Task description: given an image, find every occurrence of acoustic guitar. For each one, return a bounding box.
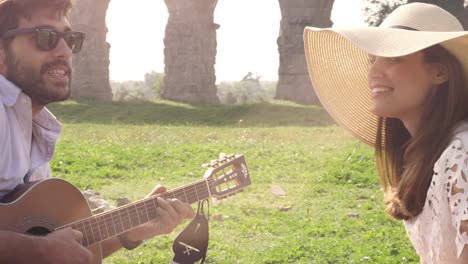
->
[0,154,250,263]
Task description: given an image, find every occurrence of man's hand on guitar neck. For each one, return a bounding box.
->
[126,185,196,242]
[100,184,195,258]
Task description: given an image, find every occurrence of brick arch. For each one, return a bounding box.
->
[69,0,336,104]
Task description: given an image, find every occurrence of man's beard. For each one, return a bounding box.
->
[5,49,72,106]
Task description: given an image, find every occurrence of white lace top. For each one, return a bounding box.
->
[404,124,468,264]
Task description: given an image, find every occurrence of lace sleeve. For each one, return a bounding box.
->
[445,141,468,257]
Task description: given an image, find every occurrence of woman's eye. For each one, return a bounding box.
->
[368,56,401,65]
[385,57,400,63]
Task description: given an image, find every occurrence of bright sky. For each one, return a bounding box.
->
[105,0,367,83]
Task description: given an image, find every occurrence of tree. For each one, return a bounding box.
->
[111,80,153,101]
[364,0,405,26]
[144,71,165,99]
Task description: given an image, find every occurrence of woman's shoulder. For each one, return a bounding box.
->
[450,120,468,150]
[435,122,468,169]
[441,120,468,153]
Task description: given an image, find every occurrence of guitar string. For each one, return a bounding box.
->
[68,181,212,246]
[59,179,210,230]
[81,186,212,246]
[78,187,211,246]
[61,162,245,246]
[77,184,210,243]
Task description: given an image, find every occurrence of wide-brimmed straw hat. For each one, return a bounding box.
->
[303,3,468,146]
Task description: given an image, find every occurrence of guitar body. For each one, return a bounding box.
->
[0,178,102,263]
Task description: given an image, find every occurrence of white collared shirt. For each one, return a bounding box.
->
[0,75,61,199]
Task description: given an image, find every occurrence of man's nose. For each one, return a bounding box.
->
[52,37,73,59]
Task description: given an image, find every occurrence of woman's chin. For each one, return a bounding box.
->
[371,107,394,119]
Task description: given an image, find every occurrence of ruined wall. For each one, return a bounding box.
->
[162,0,220,103]
[68,0,339,103]
[276,0,335,104]
[69,0,112,100]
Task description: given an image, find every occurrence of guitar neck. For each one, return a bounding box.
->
[57,179,211,247]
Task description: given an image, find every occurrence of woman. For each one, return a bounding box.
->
[303,3,468,263]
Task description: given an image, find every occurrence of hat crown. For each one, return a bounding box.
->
[380,3,463,32]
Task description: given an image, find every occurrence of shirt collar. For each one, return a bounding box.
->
[34,107,62,133]
[0,74,21,107]
[0,74,62,133]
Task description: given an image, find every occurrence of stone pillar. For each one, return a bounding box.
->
[276,0,334,104]
[69,0,112,100]
[162,0,219,103]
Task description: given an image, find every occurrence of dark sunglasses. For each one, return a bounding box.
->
[2,26,86,54]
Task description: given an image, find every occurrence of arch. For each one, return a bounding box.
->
[69,0,336,104]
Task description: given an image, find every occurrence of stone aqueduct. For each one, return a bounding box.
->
[69,0,335,104]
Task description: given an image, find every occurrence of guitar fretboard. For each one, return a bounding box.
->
[57,179,211,247]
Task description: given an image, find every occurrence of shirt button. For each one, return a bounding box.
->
[21,97,28,104]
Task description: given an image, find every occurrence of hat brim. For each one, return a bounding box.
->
[304,27,468,146]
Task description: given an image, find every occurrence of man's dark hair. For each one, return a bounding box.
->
[0,0,72,47]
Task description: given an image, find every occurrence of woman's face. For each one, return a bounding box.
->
[367,51,446,126]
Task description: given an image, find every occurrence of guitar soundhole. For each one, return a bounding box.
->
[26,226,51,236]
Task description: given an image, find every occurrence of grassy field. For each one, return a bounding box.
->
[48,100,418,264]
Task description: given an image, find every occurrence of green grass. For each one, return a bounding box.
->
[48,100,418,263]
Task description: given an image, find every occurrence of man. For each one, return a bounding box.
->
[0,0,195,262]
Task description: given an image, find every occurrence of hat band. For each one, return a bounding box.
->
[389,25,419,31]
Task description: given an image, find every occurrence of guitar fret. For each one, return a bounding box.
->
[194,185,200,202]
[104,214,111,238]
[96,216,103,242]
[120,206,133,230]
[140,203,148,223]
[127,208,133,229]
[92,217,100,244]
[117,210,124,234]
[148,200,158,219]
[125,206,133,229]
[133,204,141,226]
[151,197,159,219]
[76,221,90,247]
[98,215,108,241]
[143,201,150,222]
[204,180,212,199]
[94,216,102,242]
[110,211,118,236]
[88,218,96,245]
[86,222,94,246]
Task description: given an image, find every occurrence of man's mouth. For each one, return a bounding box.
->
[47,68,68,77]
[43,64,70,84]
[41,59,71,81]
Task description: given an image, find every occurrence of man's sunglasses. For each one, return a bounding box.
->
[2,26,86,54]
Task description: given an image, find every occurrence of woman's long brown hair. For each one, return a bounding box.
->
[376,45,468,220]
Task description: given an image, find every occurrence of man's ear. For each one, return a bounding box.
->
[432,63,449,85]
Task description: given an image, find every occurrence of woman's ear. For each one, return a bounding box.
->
[432,63,449,85]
